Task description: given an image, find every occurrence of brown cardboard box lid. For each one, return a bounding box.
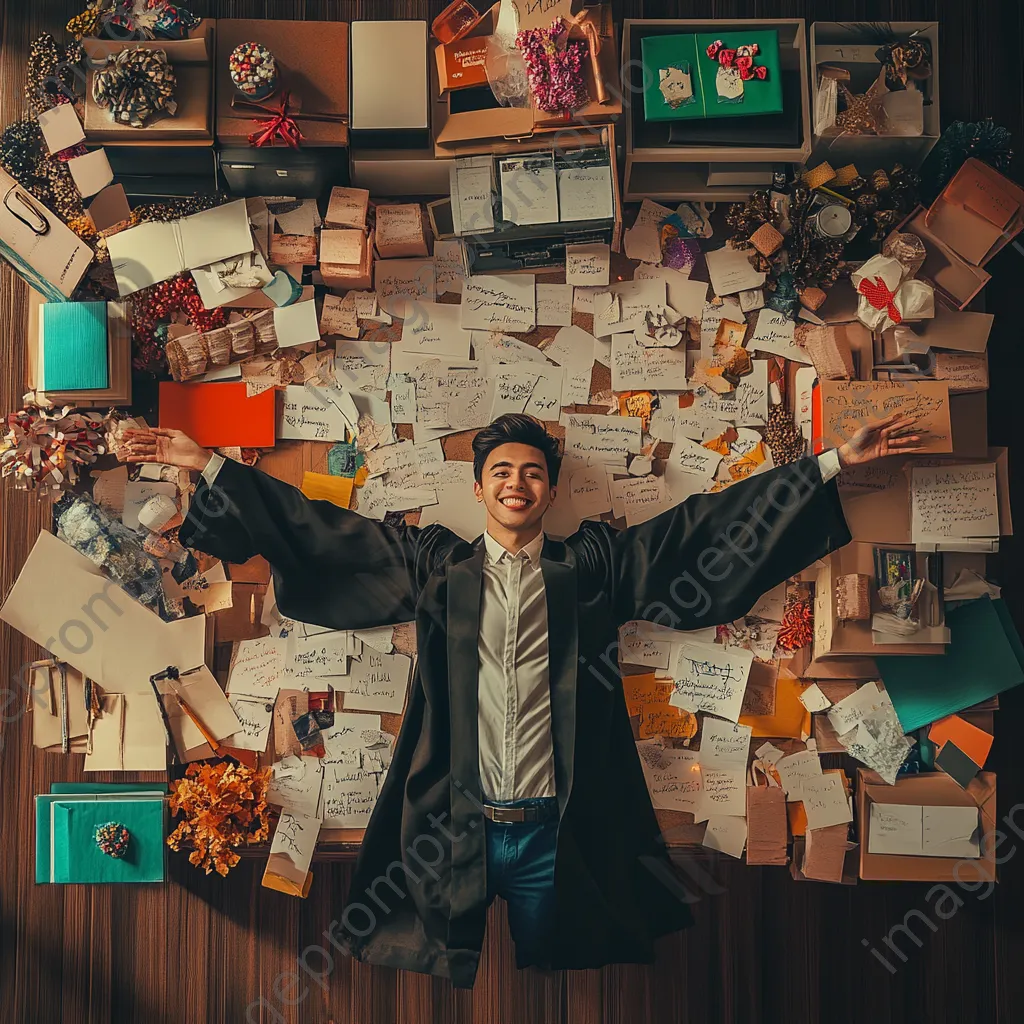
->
[216,19,349,146]
[924,158,1024,267]
[900,208,990,310]
[82,21,213,63]
[85,64,212,141]
[858,769,996,882]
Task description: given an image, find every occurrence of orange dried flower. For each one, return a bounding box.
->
[167,760,272,876]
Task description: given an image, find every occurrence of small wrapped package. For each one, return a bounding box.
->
[836,573,871,621]
[851,253,935,332]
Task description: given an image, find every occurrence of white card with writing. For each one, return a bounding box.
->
[338,651,412,715]
[565,243,610,286]
[669,641,754,723]
[227,636,286,698]
[704,245,767,296]
[747,308,811,364]
[399,300,473,358]
[536,283,573,327]
[636,740,702,813]
[279,385,359,442]
[698,717,752,771]
[461,274,537,332]
[695,768,746,821]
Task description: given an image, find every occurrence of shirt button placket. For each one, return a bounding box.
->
[501,556,522,803]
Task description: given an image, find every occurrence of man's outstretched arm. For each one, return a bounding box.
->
[122,428,455,629]
[609,414,922,629]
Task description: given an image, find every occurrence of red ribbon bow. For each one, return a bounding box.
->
[705,40,769,80]
[858,276,903,325]
[247,90,304,149]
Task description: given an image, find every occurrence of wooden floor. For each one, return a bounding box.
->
[2,1,1024,1021]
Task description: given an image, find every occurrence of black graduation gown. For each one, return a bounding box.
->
[180,455,850,988]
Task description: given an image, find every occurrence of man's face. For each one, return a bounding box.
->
[473,442,555,534]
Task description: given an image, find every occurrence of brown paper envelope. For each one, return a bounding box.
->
[0,531,207,694]
[122,691,170,771]
[83,693,125,771]
[30,664,90,748]
[171,666,243,742]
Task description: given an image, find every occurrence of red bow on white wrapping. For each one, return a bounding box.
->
[857,276,903,326]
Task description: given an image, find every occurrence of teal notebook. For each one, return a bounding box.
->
[51,798,165,883]
[41,301,109,391]
[35,788,165,884]
[877,597,1024,732]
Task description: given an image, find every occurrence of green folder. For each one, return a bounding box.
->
[35,787,165,884]
[41,301,109,391]
[51,798,165,884]
[878,597,1024,732]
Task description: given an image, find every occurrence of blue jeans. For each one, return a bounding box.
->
[484,797,558,967]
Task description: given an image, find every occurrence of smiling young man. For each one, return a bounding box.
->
[125,411,918,987]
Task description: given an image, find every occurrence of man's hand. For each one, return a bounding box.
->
[122,428,212,472]
[837,413,924,467]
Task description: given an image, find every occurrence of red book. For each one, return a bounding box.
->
[159,381,276,448]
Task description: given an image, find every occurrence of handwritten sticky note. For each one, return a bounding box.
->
[815,379,952,453]
[702,815,748,858]
[636,740,702,813]
[669,641,754,723]
[320,229,365,267]
[565,243,610,286]
[375,258,436,318]
[704,245,766,296]
[774,749,822,797]
[335,339,391,395]
[433,239,467,294]
[563,412,643,463]
[537,283,573,327]
[611,332,688,392]
[399,300,472,358]
[910,463,1000,548]
[557,163,614,222]
[338,651,412,715]
[868,803,925,855]
[226,696,275,752]
[227,636,286,698]
[619,625,671,672]
[934,352,989,394]
[800,773,852,831]
[698,717,752,770]
[263,810,321,896]
[696,768,746,821]
[320,294,359,338]
[569,464,612,519]
[747,308,811,364]
[326,186,369,228]
[279,385,358,441]
[461,274,537,332]
[638,703,693,739]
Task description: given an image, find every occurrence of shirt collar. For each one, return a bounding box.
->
[484,530,545,566]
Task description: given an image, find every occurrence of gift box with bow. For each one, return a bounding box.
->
[850,254,935,332]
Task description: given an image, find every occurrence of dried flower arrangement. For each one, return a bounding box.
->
[167,760,271,876]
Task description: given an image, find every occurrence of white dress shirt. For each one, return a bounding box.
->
[200,449,844,803]
[477,530,555,802]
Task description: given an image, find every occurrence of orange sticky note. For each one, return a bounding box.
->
[637,703,698,740]
[740,671,811,739]
[301,472,353,509]
[929,715,993,768]
[623,673,674,715]
[159,382,276,448]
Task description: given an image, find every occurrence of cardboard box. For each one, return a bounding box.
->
[351,21,429,144]
[326,187,369,229]
[321,230,374,291]
[899,207,990,310]
[216,19,349,147]
[433,4,620,152]
[350,149,454,196]
[812,547,947,659]
[923,158,1024,267]
[880,303,993,356]
[83,23,215,145]
[436,34,491,92]
[857,769,996,882]
[839,446,1013,545]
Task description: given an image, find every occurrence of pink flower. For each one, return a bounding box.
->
[515,20,589,115]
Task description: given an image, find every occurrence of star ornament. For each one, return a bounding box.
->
[836,66,889,135]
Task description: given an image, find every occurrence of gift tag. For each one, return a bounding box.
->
[659,66,693,108]
[716,66,744,101]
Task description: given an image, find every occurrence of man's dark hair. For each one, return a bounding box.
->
[472,414,562,484]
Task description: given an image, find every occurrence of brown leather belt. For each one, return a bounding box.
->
[482,802,558,824]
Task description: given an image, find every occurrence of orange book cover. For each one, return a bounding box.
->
[159,381,276,448]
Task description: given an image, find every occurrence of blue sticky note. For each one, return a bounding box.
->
[41,301,109,391]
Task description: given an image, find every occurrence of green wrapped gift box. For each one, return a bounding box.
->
[641,30,784,123]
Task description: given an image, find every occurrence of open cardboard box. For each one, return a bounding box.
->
[879,303,994,357]
[811,545,947,659]
[433,4,620,154]
[83,22,215,145]
[898,207,990,311]
[857,768,996,882]
[839,446,1013,546]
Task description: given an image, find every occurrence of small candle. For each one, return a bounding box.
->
[815,203,852,239]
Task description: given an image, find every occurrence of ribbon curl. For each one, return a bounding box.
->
[857,275,903,326]
[705,39,769,80]
[247,90,304,149]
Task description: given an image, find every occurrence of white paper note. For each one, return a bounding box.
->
[696,768,747,821]
[338,651,412,715]
[704,246,767,296]
[461,274,537,332]
[565,243,610,286]
[279,385,359,441]
[702,815,748,858]
[747,308,811,364]
[670,641,754,723]
[699,717,752,770]
[636,741,702,813]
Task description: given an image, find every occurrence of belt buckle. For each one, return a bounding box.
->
[490,806,526,824]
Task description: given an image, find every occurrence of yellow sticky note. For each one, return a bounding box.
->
[301,472,353,508]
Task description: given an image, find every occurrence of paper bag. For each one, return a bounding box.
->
[0,168,93,299]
